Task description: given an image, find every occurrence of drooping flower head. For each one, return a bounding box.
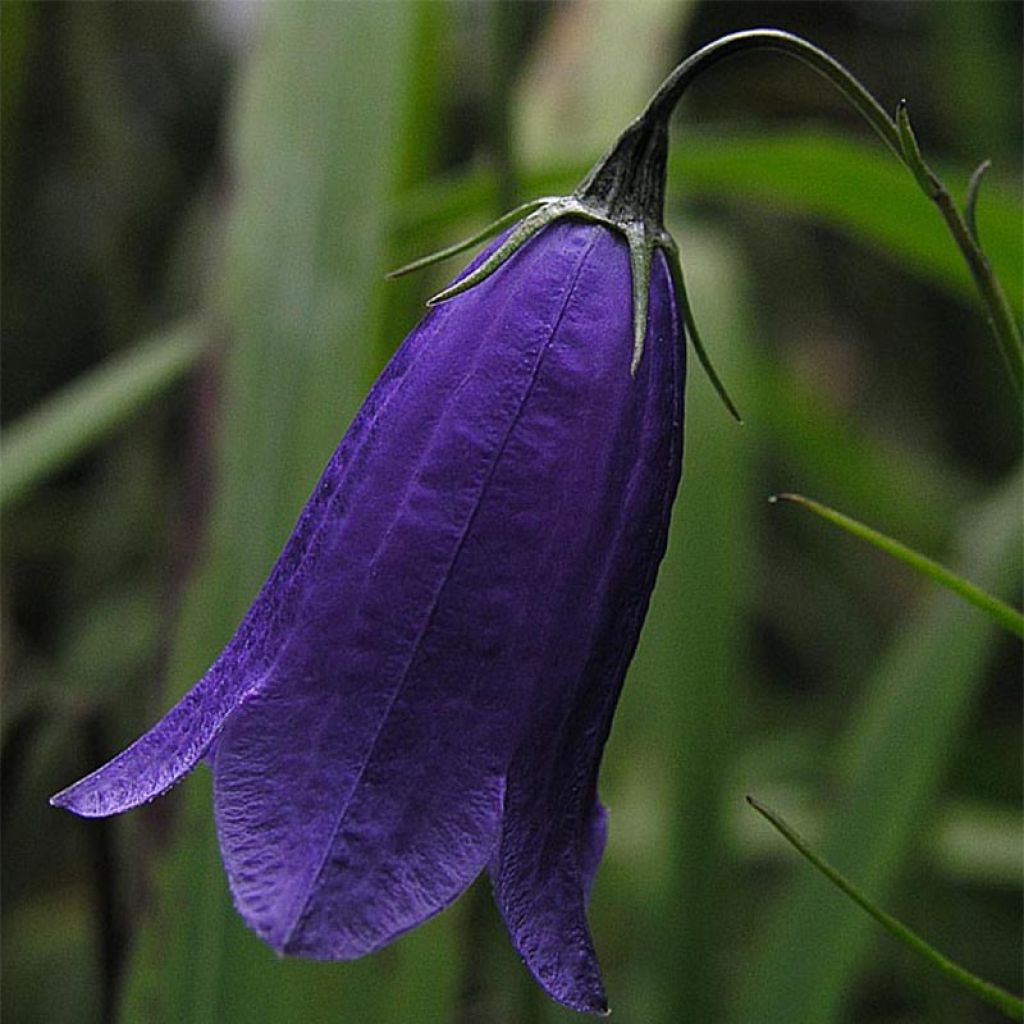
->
[50,37,745,1015]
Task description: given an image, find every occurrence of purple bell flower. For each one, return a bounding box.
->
[51,60,740,1014]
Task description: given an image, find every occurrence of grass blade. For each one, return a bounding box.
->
[772,492,1024,638]
[747,796,1023,1021]
[733,469,1022,1024]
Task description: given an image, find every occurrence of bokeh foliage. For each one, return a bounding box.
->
[2,3,1020,1023]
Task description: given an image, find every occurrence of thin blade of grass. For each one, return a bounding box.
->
[773,492,1023,638]
[732,469,1022,1024]
[746,796,1023,1021]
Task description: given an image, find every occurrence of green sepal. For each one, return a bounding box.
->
[421,198,676,379]
[662,240,743,422]
[623,222,653,375]
[387,197,558,280]
[392,192,742,407]
[424,197,581,307]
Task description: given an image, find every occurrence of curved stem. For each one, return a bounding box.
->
[642,29,902,161]
[636,28,1022,399]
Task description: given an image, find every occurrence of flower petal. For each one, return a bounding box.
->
[580,798,609,905]
[47,225,536,821]
[48,333,425,818]
[210,222,606,958]
[488,242,684,1014]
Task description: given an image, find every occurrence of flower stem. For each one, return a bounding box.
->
[746,796,1024,1022]
[895,102,1023,395]
[644,29,901,160]
[640,28,1023,398]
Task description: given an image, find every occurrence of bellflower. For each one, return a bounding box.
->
[51,49,742,1016]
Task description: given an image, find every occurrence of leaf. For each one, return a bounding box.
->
[0,322,202,511]
[746,796,1023,1021]
[671,132,1022,316]
[116,6,457,1022]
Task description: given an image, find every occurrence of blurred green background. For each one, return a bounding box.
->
[2,2,1020,1023]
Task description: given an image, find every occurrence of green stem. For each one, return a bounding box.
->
[772,492,1024,638]
[896,102,1023,394]
[747,796,1024,1021]
[639,29,1023,398]
[644,29,902,160]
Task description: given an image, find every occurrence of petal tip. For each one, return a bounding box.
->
[523,951,608,1016]
[551,982,609,1017]
[48,782,98,817]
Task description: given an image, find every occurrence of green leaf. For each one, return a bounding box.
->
[116,6,462,1023]
[734,786,1024,888]
[675,132,1022,318]
[0,322,203,512]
